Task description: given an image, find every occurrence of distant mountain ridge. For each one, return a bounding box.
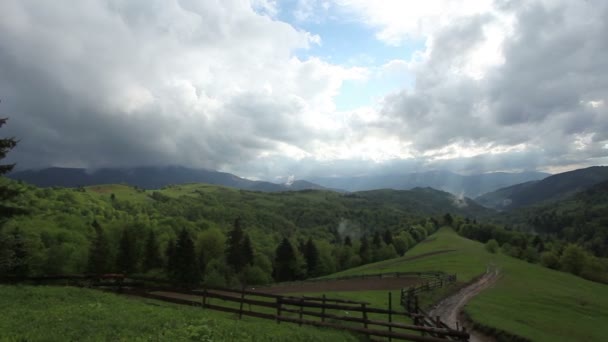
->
[476,166,608,210]
[7,166,329,192]
[310,170,549,197]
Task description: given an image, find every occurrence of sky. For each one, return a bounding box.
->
[1,0,607,181]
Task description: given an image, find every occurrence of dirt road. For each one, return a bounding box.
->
[429,267,500,342]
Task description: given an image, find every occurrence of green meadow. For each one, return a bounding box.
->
[321,228,608,342]
[0,285,361,342]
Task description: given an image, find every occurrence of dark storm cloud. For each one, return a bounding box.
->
[0,0,329,170]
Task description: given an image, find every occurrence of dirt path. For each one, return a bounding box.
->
[429,267,500,342]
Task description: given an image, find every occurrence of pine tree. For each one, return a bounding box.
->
[165,239,177,278]
[87,220,109,275]
[304,238,320,277]
[0,115,26,276]
[344,235,352,247]
[4,228,29,278]
[383,229,393,245]
[143,230,162,272]
[242,234,254,266]
[173,228,200,286]
[116,228,137,274]
[273,238,297,282]
[226,218,245,272]
[359,235,371,264]
[372,231,382,247]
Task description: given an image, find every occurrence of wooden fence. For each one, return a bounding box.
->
[399,274,464,341]
[3,275,469,342]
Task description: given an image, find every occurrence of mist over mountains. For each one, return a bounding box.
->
[9,166,548,197]
[310,171,549,197]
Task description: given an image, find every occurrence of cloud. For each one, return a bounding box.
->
[0,0,358,170]
[1,0,606,180]
[374,0,608,171]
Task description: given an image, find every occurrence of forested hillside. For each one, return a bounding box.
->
[0,179,485,286]
[476,166,608,209]
[493,180,608,258]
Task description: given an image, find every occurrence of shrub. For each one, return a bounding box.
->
[485,239,499,254]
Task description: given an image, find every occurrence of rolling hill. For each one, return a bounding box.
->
[7,166,329,192]
[476,166,608,210]
[325,228,608,342]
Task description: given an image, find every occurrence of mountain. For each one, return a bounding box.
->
[476,166,608,210]
[493,180,608,257]
[310,170,549,197]
[352,187,495,218]
[7,166,329,192]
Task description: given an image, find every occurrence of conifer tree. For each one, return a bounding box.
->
[143,230,162,272]
[359,235,371,264]
[242,234,254,266]
[372,231,382,247]
[226,218,245,272]
[116,228,137,274]
[273,238,297,282]
[173,228,200,286]
[87,220,109,275]
[0,115,26,275]
[344,235,352,247]
[383,229,393,245]
[304,238,320,277]
[165,239,177,278]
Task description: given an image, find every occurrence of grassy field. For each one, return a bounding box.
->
[317,228,608,342]
[0,285,361,342]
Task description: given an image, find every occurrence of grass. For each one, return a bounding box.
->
[0,285,361,342]
[318,228,608,342]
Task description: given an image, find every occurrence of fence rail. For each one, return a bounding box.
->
[399,274,465,341]
[3,274,468,342]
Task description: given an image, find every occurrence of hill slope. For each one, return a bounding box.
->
[311,171,548,197]
[7,166,329,192]
[327,228,608,342]
[0,285,357,341]
[496,180,608,256]
[476,166,608,210]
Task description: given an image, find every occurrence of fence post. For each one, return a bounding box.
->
[239,286,245,319]
[321,294,326,322]
[362,303,368,329]
[276,297,282,324]
[299,298,304,326]
[388,292,393,342]
[202,288,207,308]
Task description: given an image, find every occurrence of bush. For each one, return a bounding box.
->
[540,251,560,269]
[485,239,499,254]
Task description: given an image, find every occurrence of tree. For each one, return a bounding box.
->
[485,239,499,254]
[165,239,177,277]
[304,238,320,277]
[443,213,454,227]
[0,116,25,276]
[116,228,137,274]
[0,116,23,223]
[382,229,393,245]
[226,218,247,272]
[143,230,162,272]
[560,244,588,276]
[359,235,371,264]
[372,231,382,248]
[343,235,352,247]
[241,234,254,266]
[273,238,298,282]
[87,220,109,275]
[2,228,29,278]
[172,228,200,286]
